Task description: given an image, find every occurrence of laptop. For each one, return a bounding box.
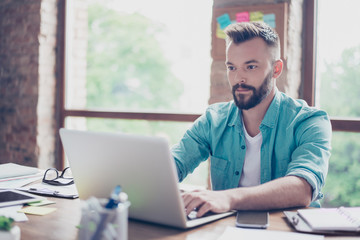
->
[59,128,234,228]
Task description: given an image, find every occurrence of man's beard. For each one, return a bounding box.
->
[232,72,273,110]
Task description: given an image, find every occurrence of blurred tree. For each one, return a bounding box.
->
[319,46,360,117]
[319,45,360,207]
[86,3,183,111]
[85,3,186,143]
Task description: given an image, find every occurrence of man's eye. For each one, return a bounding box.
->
[227,66,235,71]
[247,65,257,70]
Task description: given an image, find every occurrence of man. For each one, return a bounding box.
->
[171,22,332,218]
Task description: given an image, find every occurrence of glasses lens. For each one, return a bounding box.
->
[44,169,58,181]
[61,167,73,179]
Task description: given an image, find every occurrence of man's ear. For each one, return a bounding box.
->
[273,59,283,78]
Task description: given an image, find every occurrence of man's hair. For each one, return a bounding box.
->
[224,22,280,57]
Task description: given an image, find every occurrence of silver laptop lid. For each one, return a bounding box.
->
[59,128,188,228]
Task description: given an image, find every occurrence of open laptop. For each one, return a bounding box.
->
[59,128,234,228]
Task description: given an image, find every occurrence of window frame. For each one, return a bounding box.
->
[303,0,360,132]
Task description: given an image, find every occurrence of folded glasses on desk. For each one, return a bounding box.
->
[42,167,74,186]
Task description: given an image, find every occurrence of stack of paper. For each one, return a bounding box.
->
[0,163,43,189]
[0,163,39,179]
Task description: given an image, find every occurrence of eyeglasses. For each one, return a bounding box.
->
[42,167,74,186]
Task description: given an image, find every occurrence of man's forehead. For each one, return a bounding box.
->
[226,38,272,63]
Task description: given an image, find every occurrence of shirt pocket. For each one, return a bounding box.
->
[211,156,229,171]
[210,156,230,190]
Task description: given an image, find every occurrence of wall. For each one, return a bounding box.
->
[0,0,58,168]
[209,0,304,104]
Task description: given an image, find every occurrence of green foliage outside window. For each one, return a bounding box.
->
[87,3,183,111]
[319,46,360,207]
[86,3,186,144]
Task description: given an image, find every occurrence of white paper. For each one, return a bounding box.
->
[0,174,43,189]
[0,205,28,222]
[217,227,324,240]
[0,163,39,179]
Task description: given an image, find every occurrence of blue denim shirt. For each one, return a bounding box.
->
[171,90,332,207]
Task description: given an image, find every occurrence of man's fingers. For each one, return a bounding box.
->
[185,197,204,215]
[196,202,212,217]
[182,191,207,215]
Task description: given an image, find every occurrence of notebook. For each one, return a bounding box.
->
[59,128,234,228]
[284,207,360,234]
[297,207,360,232]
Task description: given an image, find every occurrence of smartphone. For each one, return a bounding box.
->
[235,210,269,229]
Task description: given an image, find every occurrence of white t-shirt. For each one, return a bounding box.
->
[238,124,262,187]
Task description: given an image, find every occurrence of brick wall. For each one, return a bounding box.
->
[0,0,58,168]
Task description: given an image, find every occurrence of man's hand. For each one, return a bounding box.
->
[181,176,312,218]
[182,189,232,217]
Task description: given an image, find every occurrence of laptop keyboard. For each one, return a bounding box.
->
[187,210,216,221]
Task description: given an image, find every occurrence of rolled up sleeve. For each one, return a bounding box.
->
[286,112,332,203]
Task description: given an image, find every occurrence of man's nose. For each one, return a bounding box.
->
[234,70,246,84]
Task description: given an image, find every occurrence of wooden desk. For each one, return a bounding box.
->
[16,197,360,240]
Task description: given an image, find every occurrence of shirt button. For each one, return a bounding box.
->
[241,145,245,149]
[235,171,240,175]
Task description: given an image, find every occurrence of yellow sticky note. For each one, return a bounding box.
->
[250,11,264,22]
[216,24,226,39]
[18,206,56,216]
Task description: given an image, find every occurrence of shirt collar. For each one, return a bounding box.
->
[261,88,280,128]
[228,101,243,132]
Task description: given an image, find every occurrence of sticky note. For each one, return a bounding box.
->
[216,24,226,39]
[263,13,276,28]
[216,13,232,30]
[250,11,264,22]
[236,12,249,22]
[18,206,56,216]
[28,200,56,207]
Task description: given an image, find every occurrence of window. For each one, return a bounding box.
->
[59,0,212,186]
[65,0,211,114]
[314,0,360,207]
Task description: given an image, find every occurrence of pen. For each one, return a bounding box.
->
[105,185,122,209]
[27,188,78,199]
[29,188,60,194]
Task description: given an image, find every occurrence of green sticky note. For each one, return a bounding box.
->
[250,11,264,22]
[28,200,56,207]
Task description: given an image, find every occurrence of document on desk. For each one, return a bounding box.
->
[0,163,43,189]
[18,182,79,199]
[217,227,324,240]
[0,163,39,179]
[0,205,28,222]
[0,174,43,189]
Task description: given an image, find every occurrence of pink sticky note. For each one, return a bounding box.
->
[236,12,249,22]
